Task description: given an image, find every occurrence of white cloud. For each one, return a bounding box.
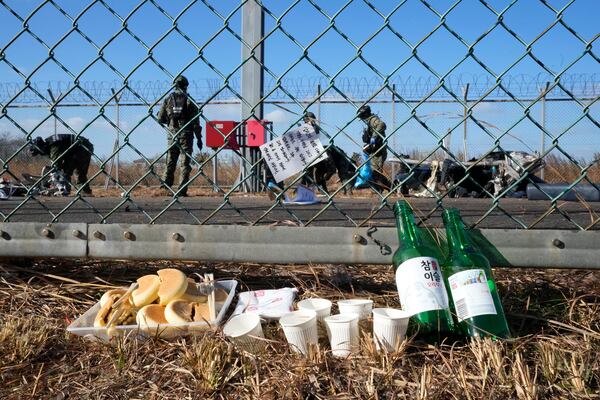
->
[64,116,86,131]
[265,109,292,124]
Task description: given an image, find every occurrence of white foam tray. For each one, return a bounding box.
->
[67,280,237,341]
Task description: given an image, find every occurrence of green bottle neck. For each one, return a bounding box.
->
[394,203,423,249]
[443,210,475,256]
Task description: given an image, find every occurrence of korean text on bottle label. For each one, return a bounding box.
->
[396,257,449,314]
[448,269,497,321]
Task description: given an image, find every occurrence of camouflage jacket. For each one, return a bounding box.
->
[157,89,202,144]
[362,114,386,154]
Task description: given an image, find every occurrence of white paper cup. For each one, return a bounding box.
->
[337,299,373,320]
[324,313,360,357]
[372,308,411,352]
[279,310,318,355]
[223,313,265,353]
[297,298,332,322]
[298,298,332,337]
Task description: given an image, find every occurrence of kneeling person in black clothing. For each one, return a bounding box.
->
[30,134,94,195]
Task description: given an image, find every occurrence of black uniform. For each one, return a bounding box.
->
[30,134,94,194]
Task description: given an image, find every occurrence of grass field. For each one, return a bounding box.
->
[1,259,598,399]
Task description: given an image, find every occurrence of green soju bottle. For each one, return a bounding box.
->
[392,201,454,341]
[441,208,510,339]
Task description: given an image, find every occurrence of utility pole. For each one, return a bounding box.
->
[390,84,396,185]
[462,83,470,161]
[316,83,321,122]
[105,88,121,189]
[213,150,219,192]
[540,81,550,180]
[47,89,60,179]
[241,0,264,192]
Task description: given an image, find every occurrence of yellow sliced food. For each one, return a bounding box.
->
[136,304,180,338]
[165,300,194,324]
[94,297,114,328]
[132,275,160,307]
[180,281,208,303]
[95,295,135,328]
[100,289,127,308]
[157,269,188,305]
[192,302,211,322]
[136,304,168,327]
[165,300,212,324]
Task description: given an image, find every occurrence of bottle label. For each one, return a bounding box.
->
[396,256,449,314]
[448,269,497,321]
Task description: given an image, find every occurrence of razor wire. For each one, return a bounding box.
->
[1,73,599,104]
[0,0,599,231]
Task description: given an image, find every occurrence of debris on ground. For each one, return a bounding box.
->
[0,259,598,399]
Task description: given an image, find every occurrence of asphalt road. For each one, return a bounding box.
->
[1,195,599,229]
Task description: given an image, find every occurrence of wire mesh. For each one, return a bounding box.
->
[0,0,598,229]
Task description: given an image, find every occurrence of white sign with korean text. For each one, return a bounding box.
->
[395,256,449,315]
[259,123,328,182]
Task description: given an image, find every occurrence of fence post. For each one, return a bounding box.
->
[390,84,396,186]
[316,83,321,121]
[115,92,120,186]
[462,83,470,161]
[105,89,121,189]
[241,0,264,193]
[540,81,550,181]
[213,151,219,192]
[47,88,60,178]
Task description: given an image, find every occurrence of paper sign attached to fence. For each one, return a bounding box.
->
[259,123,328,182]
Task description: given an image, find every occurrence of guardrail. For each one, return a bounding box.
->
[0,223,598,269]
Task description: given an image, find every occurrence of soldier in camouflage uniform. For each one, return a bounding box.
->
[30,134,94,195]
[157,75,203,196]
[357,105,387,172]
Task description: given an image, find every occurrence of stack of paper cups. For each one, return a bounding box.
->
[279,310,318,355]
[337,299,373,320]
[324,313,360,357]
[372,308,411,352]
[223,313,265,353]
[338,299,373,335]
[297,298,332,337]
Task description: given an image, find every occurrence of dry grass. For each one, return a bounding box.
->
[542,155,600,184]
[0,259,598,399]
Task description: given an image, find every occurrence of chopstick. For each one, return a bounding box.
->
[111,282,138,309]
[204,273,216,321]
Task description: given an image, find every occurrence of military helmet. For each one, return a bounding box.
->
[357,105,371,119]
[174,75,189,90]
[303,111,316,123]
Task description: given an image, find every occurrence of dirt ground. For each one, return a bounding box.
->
[0,259,598,399]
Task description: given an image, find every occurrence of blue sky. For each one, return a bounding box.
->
[0,0,598,162]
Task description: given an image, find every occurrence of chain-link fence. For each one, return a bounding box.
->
[0,0,598,230]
